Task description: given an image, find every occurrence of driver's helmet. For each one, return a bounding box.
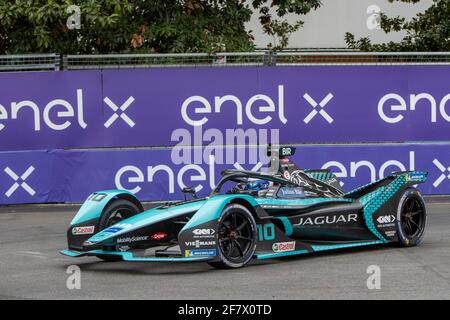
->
[244,180,270,191]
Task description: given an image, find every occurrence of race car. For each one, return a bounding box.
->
[61,146,428,269]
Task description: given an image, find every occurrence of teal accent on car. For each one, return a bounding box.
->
[255,249,309,259]
[305,171,332,182]
[88,199,206,244]
[60,249,83,257]
[256,197,352,207]
[182,194,259,231]
[274,216,294,236]
[255,240,384,259]
[345,170,427,197]
[60,249,211,262]
[70,190,138,225]
[359,174,412,242]
[311,240,384,252]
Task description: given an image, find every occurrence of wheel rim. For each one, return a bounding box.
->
[105,208,133,228]
[400,197,425,238]
[218,212,254,262]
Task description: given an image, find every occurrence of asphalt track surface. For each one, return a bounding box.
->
[0,201,449,300]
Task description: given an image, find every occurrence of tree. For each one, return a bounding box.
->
[0,0,321,54]
[345,0,450,51]
[253,0,322,50]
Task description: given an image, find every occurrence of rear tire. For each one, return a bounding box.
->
[96,199,142,261]
[208,204,257,269]
[395,188,426,247]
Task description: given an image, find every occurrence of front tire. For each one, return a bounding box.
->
[208,204,257,269]
[396,188,426,247]
[96,199,142,261]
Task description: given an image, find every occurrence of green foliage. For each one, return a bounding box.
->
[254,0,321,50]
[345,0,450,51]
[0,0,321,54]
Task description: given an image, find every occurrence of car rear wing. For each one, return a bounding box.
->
[345,171,428,199]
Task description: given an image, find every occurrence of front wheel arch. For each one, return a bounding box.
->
[114,193,144,212]
[228,198,258,219]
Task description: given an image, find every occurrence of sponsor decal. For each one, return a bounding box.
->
[405,172,426,182]
[303,93,334,124]
[117,236,149,244]
[103,227,123,233]
[376,215,396,224]
[72,226,95,235]
[433,159,450,187]
[295,213,358,226]
[272,241,296,253]
[185,240,216,248]
[281,147,294,157]
[4,166,36,197]
[278,187,303,196]
[90,193,107,202]
[103,223,132,234]
[104,96,136,128]
[376,215,396,229]
[385,230,397,237]
[192,228,216,238]
[150,232,168,240]
[184,249,216,257]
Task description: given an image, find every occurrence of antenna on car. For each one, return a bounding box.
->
[267,145,297,175]
[182,187,197,200]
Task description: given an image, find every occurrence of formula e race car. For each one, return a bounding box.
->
[61,147,428,269]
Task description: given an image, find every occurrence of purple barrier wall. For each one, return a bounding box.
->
[1,143,449,205]
[1,66,450,151]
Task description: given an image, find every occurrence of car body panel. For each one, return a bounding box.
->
[71,190,140,225]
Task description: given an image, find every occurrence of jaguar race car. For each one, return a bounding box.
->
[61,146,428,269]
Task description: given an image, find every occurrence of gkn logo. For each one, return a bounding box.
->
[4,166,36,197]
[193,229,215,236]
[377,215,396,224]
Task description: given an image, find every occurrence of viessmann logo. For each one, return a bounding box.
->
[185,240,216,248]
